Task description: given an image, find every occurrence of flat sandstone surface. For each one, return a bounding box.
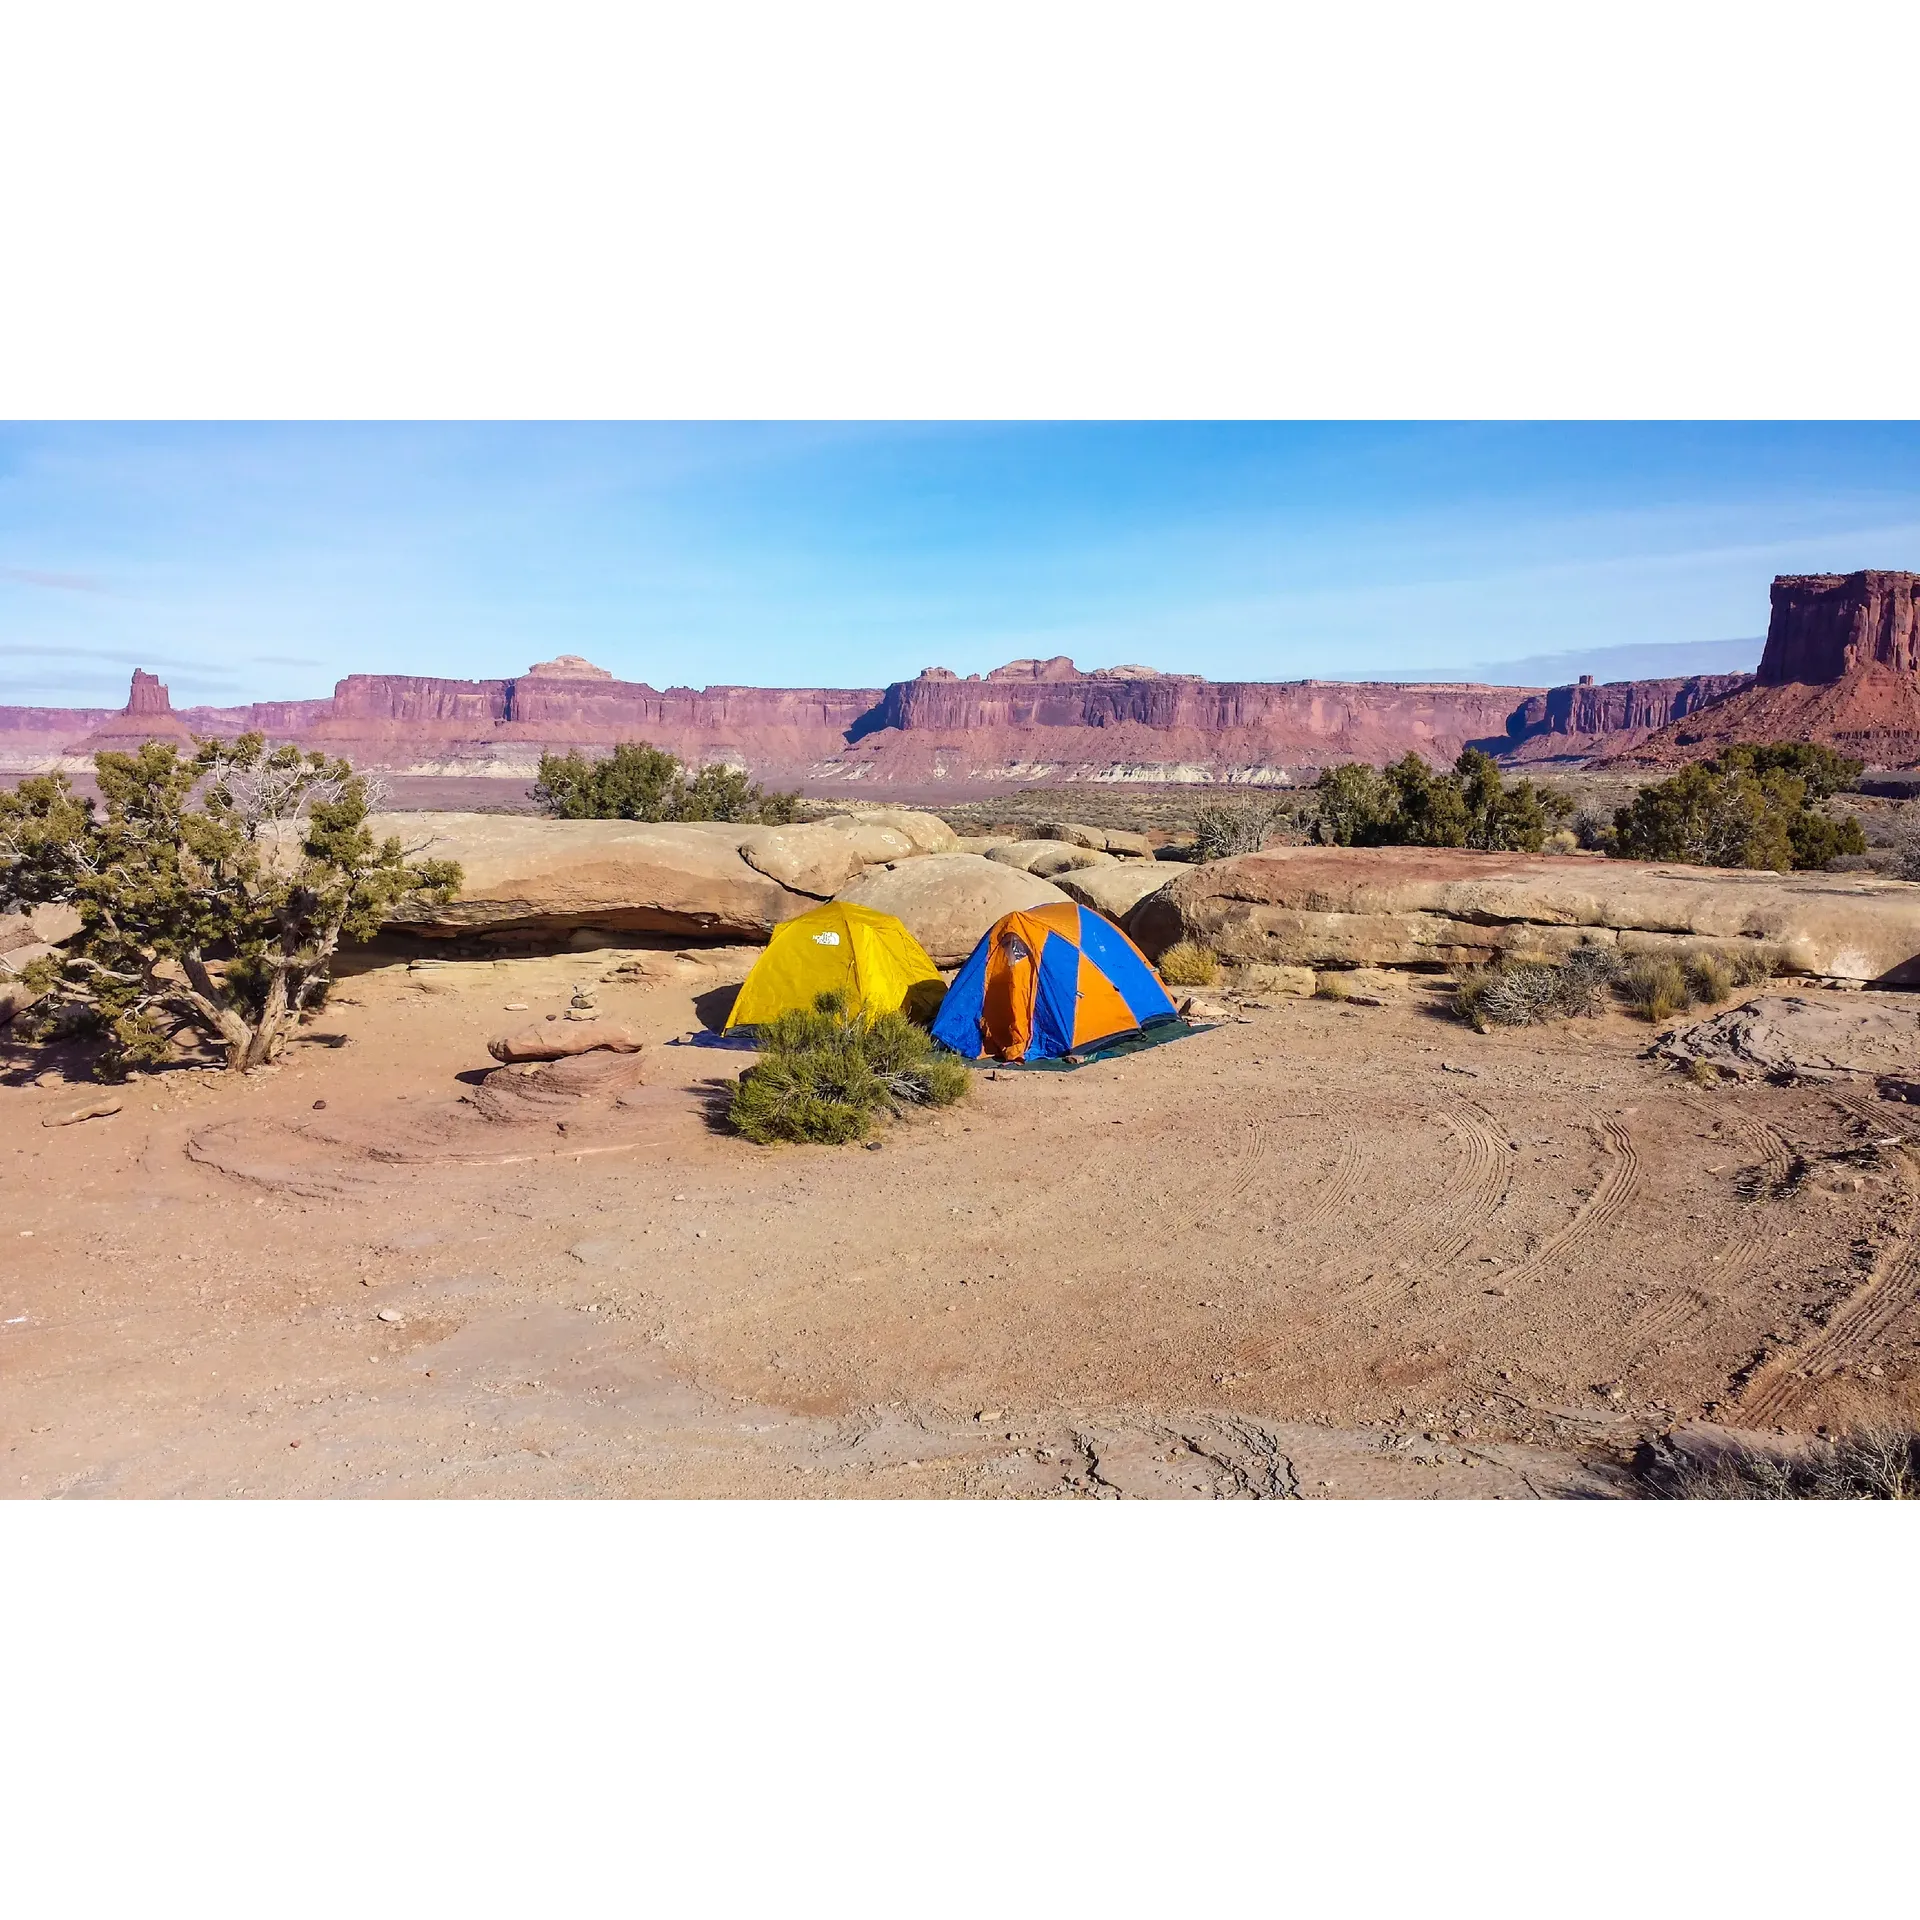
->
[4,953,1918,1499]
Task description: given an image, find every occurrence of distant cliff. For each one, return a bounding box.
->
[2,649,1762,788]
[1501,672,1753,756]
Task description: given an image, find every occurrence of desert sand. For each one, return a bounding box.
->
[4,943,1916,1499]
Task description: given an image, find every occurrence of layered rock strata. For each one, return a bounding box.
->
[3,650,1759,788]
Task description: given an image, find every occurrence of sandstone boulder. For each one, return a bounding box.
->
[736,817,915,896]
[1038,821,1157,858]
[1126,847,1920,985]
[986,840,1113,877]
[1652,993,1920,1083]
[1052,863,1175,923]
[373,813,812,940]
[469,1049,649,1121]
[834,855,1072,966]
[844,808,958,855]
[488,1022,643,1063]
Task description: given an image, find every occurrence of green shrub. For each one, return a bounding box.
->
[1312,749,1571,854]
[1610,744,1867,871]
[728,989,969,1145]
[1715,742,1863,801]
[534,742,800,825]
[1157,940,1219,986]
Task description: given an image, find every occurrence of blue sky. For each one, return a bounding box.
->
[4,423,1920,707]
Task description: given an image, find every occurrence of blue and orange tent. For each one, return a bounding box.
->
[930,901,1179,1063]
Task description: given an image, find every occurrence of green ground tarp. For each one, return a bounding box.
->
[990,1017,1217,1072]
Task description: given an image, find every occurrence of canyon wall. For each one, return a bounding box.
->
[1500,672,1752,758]
[3,651,1760,789]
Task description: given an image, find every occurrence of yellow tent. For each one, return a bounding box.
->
[725,901,946,1030]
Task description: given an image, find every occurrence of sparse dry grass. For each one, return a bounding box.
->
[1619,943,1780,1023]
[1635,1427,1920,1499]
[1619,954,1692,1024]
[1157,940,1219,987]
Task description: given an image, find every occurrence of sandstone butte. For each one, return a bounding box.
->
[1617,570,1920,767]
[1125,846,1920,986]
[0,650,1751,792]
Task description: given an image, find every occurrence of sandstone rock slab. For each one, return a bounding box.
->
[1652,993,1920,1083]
[841,808,958,855]
[1224,962,1318,998]
[373,813,812,940]
[833,855,1071,966]
[0,905,80,955]
[0,940,56,1027]
[1126,846,1920,984]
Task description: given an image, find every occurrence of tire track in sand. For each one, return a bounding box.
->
[1618,1102,1782,1364]
[1275,1128,1365,1237]
[1724,1112,1797,1201]
[1146,1113,1286,1242]
[1741,1142,1920,1425]
[1619,1284,1715,1362]
[1300,1095,1513,1328]
[1485,1118,1640,1293]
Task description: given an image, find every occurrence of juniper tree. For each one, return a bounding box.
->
[0,734,461,1075]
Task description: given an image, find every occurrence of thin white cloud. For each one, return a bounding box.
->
[0,564,111,593]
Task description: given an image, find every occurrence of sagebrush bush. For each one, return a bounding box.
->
[1636,1427,1920,1500]
[1157,940,1218,987]
[1453,946,1620,1031]
[1454,940,1776,1032]
[728,989,969,1145]
[1552,944,1625,1015]
[1192,802,1288,862]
